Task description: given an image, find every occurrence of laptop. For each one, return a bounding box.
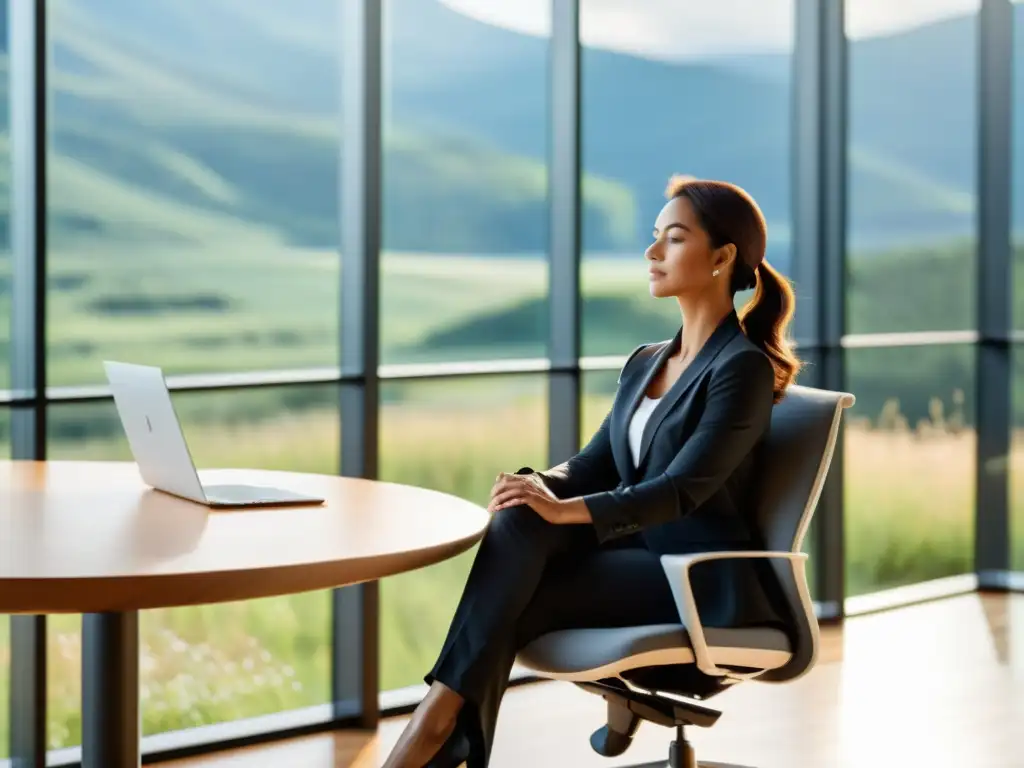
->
[103,360,325,508]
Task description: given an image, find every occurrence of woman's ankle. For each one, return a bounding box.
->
[416,681,464,739]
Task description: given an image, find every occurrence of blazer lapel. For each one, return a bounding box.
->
[612,329,681,482]
[633,311,741,472]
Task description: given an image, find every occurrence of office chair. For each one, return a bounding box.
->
[517,385,856,768]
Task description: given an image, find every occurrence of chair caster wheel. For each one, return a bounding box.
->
[590,696,641,757]
[589,724,634,757]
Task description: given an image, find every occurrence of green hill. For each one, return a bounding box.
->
[399,239,1024,428]
[0,0,1016,419]
[0,0,636,256]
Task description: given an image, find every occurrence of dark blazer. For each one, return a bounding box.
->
[521,310,787,629]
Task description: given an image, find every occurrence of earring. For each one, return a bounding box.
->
[712,269,720,277]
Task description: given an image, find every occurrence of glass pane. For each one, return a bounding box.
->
[379,1,551,364]
[845,0,979,334]
[0,22,9,394]
[1015,0,1024,329]
[580,0,795,356]
[0,411,7,759]
[46,1,342,387]
[1012,346,1024,571]
[581,369,617,445]
[844,345,975,597]
[0,615,7,761]
[379,375,547,691]
[46,386,337,748]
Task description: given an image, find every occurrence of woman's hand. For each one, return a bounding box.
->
[487,472,591,524]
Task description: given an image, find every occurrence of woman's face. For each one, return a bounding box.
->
[646,196,731,299]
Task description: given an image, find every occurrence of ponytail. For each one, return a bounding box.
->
[663,174,803,401]
[738,260,801,402]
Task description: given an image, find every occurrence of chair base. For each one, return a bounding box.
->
[634,729,755,768]
[631,762,755,768]
[579,679,722,759]
[578,679,723,731]
[669,730,698,768]
[578,681,755,768]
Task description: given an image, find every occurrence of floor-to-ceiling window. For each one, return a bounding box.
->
[377,0,551,693]
[1012,0,1024,576]
[0,616,7,762]
[45,0,339,749]
[843,0,980,599]
[0,414,8,761]
[579,0,796,359]
[45,390,337,748]
[1,0,12,748]
[378,376,548,692]
[3,0,1023,763]
[577,0,801,577]
[1013,346,1024,575]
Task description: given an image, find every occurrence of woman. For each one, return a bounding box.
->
[383,176,802,768]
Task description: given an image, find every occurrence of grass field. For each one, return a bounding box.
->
[2,253,1023,755]
[3,388,1023,753]
[1,245,684,391]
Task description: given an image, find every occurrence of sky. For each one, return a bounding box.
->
[440,0,982,59]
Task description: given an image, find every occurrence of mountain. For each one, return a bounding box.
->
[2,0,1019,261]
[1,0,633,259]
[382,2,1020,255]
[389,2,1024,254]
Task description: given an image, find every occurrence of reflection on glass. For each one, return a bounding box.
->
[579,0,795,355]
[845,0,979,333]
[46,0,341,386]
[844,345,975,596]
[1011,346,1024,571]
[379,0,551,364]
[45,386,337,748]
[378,375,547,691]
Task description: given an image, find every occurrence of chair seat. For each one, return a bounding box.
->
[517,624,793,682]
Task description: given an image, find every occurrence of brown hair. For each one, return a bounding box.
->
[665,175,801,401]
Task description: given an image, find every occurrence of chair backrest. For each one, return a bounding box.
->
[754,384,855,683]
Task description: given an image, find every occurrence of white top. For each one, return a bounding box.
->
[628,395,662,468]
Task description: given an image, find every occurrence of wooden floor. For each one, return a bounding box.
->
[164,592,1023,768]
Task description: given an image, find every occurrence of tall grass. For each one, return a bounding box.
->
[0,252,1020,754]
[845,426,975,591]
[5,385,1023,756]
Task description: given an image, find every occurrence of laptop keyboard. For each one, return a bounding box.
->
[203,484,314,505]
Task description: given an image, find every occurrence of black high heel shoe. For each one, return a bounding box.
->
[423,726,471,768]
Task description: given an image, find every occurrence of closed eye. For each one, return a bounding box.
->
[654,223,689,242]
[653,230,684,243]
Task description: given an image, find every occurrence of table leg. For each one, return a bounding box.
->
[82,611,140,768]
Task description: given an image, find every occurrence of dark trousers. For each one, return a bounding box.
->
[425,504,680,767]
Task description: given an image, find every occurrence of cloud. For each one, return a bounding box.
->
[846,0,980,38]
[438,0,982,59]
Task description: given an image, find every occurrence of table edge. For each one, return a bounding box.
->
[0,525,486,614]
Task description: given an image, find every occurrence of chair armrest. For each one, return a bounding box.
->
[660,550,810,679]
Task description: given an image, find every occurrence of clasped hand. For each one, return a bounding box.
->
[487,472,590,525]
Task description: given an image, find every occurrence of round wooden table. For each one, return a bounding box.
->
[0,460,490,768]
